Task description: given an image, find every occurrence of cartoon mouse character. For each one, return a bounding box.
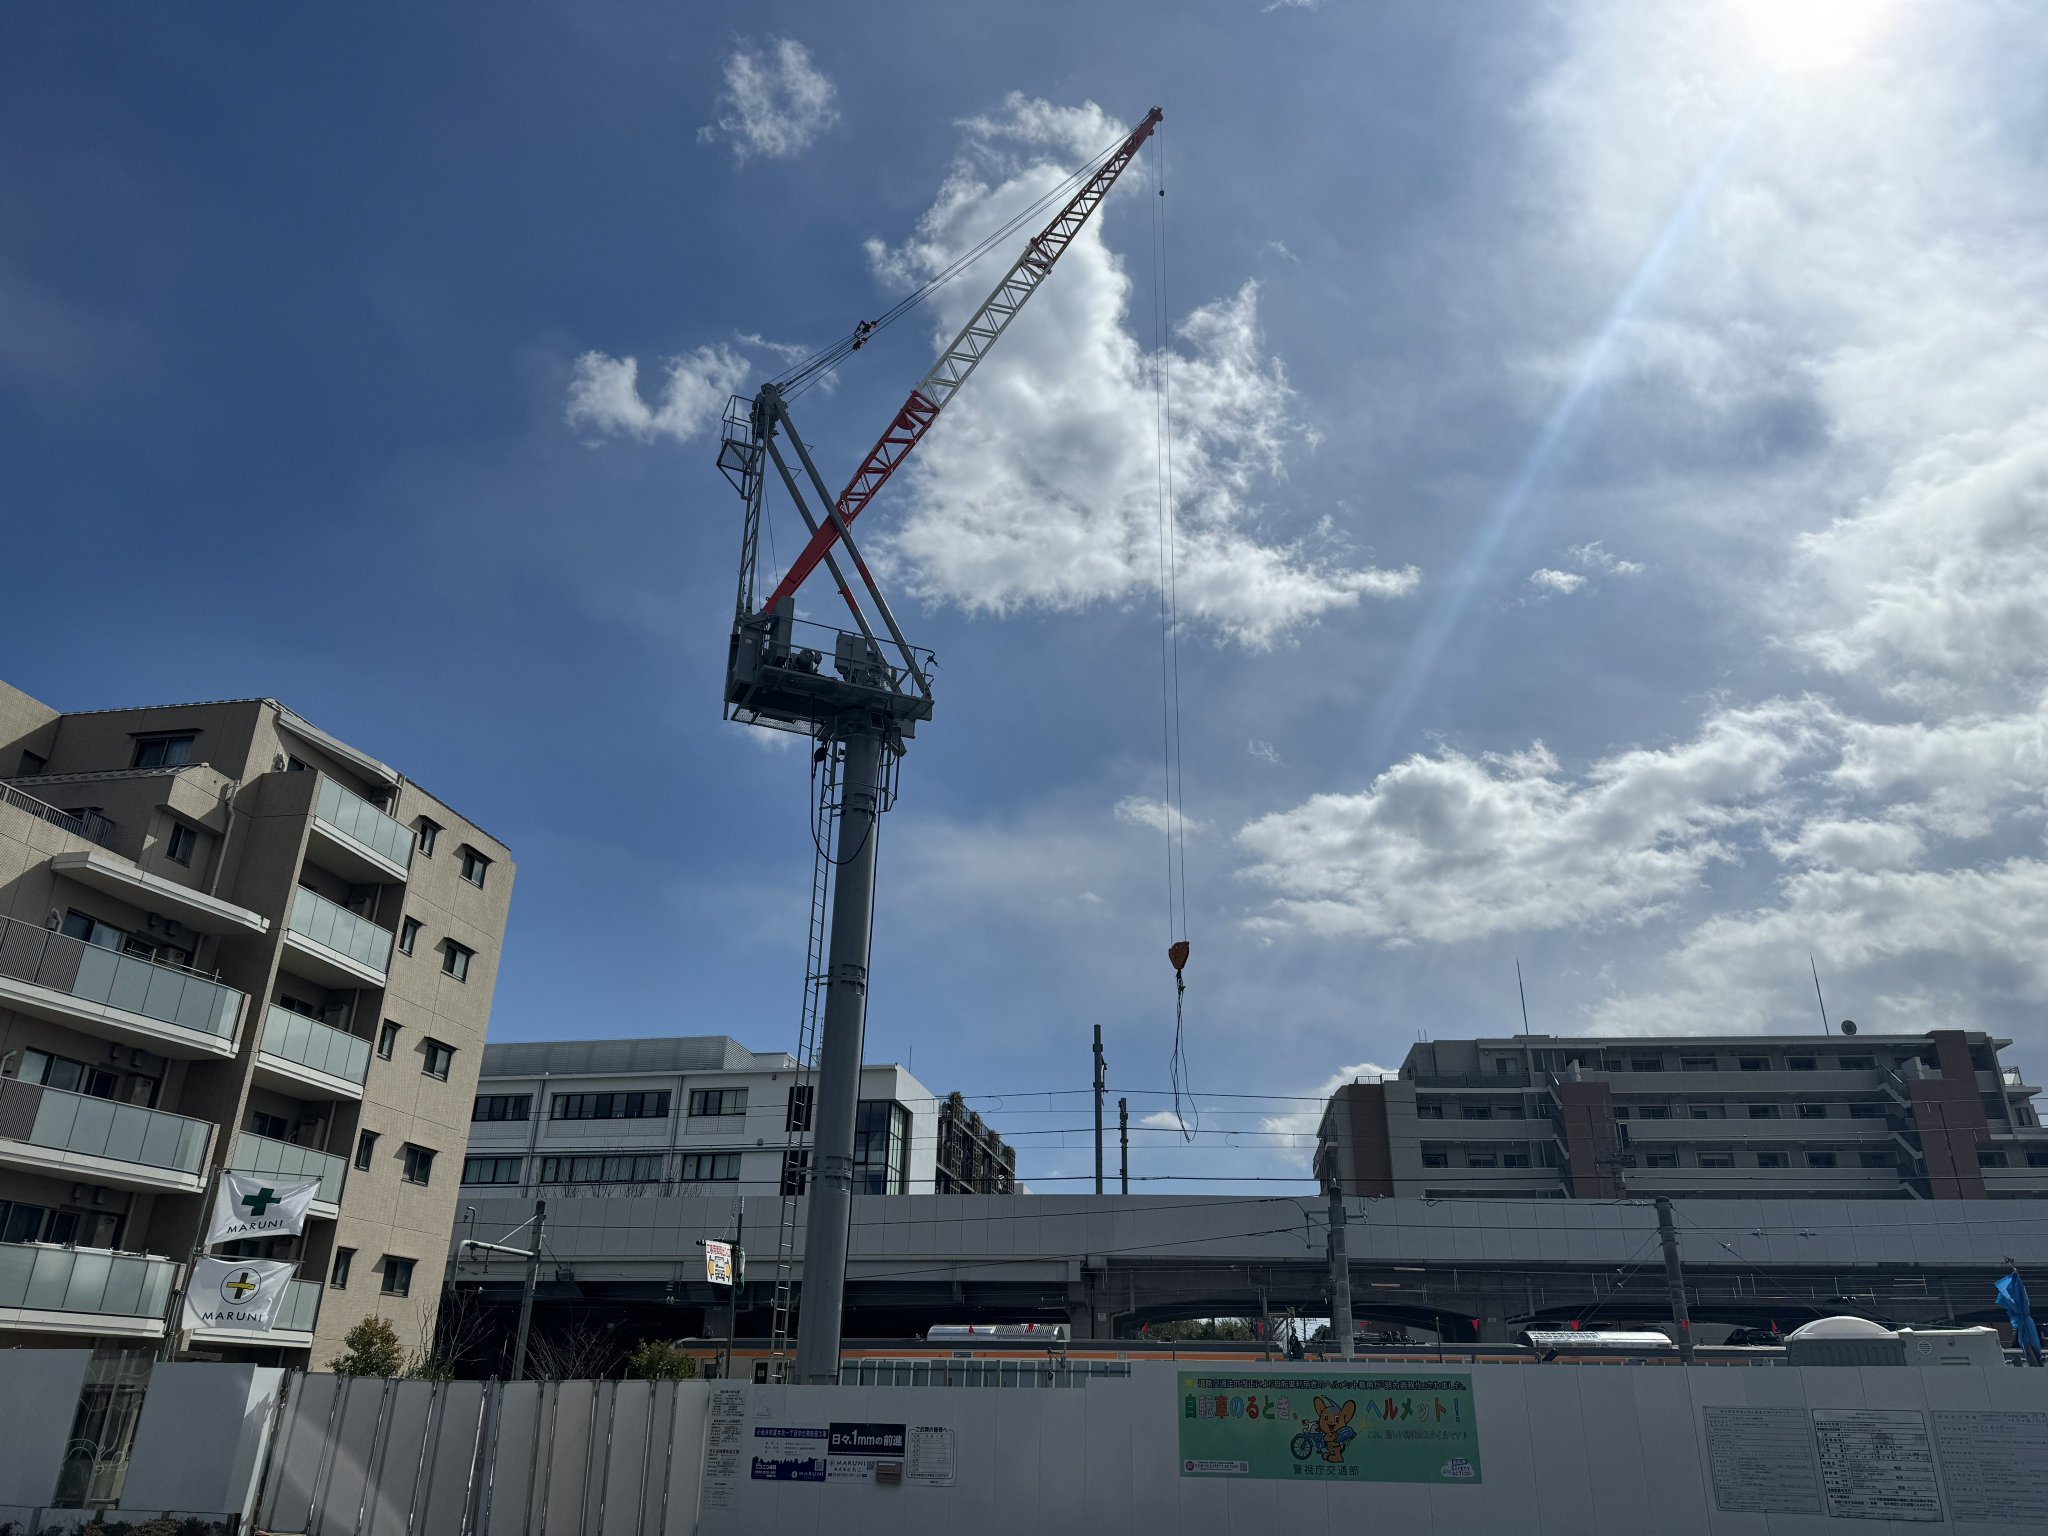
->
[1312,1396,1358,1463]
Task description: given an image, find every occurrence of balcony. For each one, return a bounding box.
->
[0,1079,211,1193]
[309,776,413,884]
[1622,1116,1897,1144]
[192,1276,321,1348]
[49,848,270,937]
[0,1241,177,1339]
[254,1006,370,1101]
[231,1131,346,1213]
[282,885,392,988]
[1417,1116,1549,1142]
[0,782,117,849]
[0,912,246,1060]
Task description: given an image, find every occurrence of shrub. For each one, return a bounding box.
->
[329,1315,405,1377]
[626,1339,701,1380]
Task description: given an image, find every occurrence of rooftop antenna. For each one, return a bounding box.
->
[1809,955,1829,1036]
[1516,959,1532,1036]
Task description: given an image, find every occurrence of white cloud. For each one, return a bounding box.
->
[698,37,839,163]
[1568,541,1643,578]
[1771,816,1924,873]
[1247,738,1282,766]
[1262,0,1322,12]
[1236,701,1834,943]
[1114,796,1206,839]
[1527,568,1587,595]
[733,331,812,363]
[866,95,1418,646]
[1263,240,1299,264]
[1528,541,1643,598]
[564,347,748,444]
[1260,1061,1401,1143]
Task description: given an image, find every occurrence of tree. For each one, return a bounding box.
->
[328,1315,405,1377]
[524,1317,622,1381]
[626,1340,702,1381]
[1146,1317,1257,1341]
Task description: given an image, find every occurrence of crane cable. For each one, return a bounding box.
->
[1149,125,1196,1143]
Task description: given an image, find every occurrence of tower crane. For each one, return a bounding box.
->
[713,104,1161,1383]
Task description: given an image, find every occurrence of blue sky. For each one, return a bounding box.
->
[6,2,2048,1191]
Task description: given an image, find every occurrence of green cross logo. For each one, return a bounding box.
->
[240,1186,280,1217]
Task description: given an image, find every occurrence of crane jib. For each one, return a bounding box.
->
[757,106,1163,616]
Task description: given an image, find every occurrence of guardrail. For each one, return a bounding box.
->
[231,1131,348,1205]
[314,776,414,872]
[0,1239,176,1319]
[0,911,243,1042]
[0,781,116,848]
[260,1005,371,1087]
[287,886,393,974]
[0,1078,212,1177]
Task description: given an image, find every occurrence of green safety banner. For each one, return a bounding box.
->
[1177,1371,1482,1484]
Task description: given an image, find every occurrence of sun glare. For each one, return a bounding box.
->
[1737,0,1891,72]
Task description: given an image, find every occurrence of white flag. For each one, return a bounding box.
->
[205,1171,322,1246]
[184,1256,297,1331]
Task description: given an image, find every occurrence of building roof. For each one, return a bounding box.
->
[481,1036,776,1077]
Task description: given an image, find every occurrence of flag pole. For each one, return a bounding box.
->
[160,1163,221,1362]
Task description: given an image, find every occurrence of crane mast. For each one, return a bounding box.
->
[714,104,1161,1383]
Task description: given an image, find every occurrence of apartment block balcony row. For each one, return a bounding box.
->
[255,1004,371,1100]
[309,774,414,884]
[284,884,393,988]
[0,1241,320,1345]
[0,910,246,1060]
[0,1076,212,1193]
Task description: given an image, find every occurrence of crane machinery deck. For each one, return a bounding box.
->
[714,104,1163,1383]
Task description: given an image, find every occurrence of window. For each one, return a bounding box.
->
[131,734,195,769]
[1850,1102,1883,1119]
[1757,1151,1789,1168]
[16,749,46,776]
[422,1038,454,1081]
[20,1048,117,1099]
[398,919,421,956]
[1461,1105,1491,1120]
[472,1094,532,1122]
[550,1091,670,1121]
[402,1144,435,1184]
[1466,1153,1497,1169]
[1612,1107,1630,1119]
[378,1021,401,1060]
[2027,1150,2048,1168]
[1421,1151,1449,1168]
[678,1153,741,1183]
[0,1200,51,1244]
[460,847,491,887]
[785,1085,814,1132]
[166,823,197,866]
[60,909,126,951]
[416,818,441,856]
[1806,1151,1837,1168]
[1637,1105,1670,1119]
[1629,1058,1663,1073]
[1645,1153,1677,1169]
[1748,1104,1779,1119]
[780,1149,811,1195]
[1797,1103,1828,1120]
[330,1248,354,1289]
[462,1155,524,1185]
[1690,1105,1727,1119]
[380,1256,415,1298]
[277,995,318,1018]
[1416,1103,1444,1119]
[1499,1104,1525,1119]
[442,941,474,981]
[1502,1151,1531,1168]
[1860,1152,1894,1168]
[285,756,310,773]
[853,1099,911,1194]
[689,1088,749,1118]
[1788,1056,1818,1071]
[1492,1058,1513,1076]
[1841,1056,1874,1070]
[250,1110,289,1141]
[539,1153,666,1184]
[1978,1150,2008,1168]
[1681,1058,1717,1072]
[354,1129,379,1170]
[1739,1057,1769,1072]
[1698,1153,1734,1169]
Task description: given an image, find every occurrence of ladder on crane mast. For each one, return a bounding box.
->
[766,741,842,1378]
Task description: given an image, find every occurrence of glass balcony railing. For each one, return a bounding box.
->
[232,1131,347,1206]
[287,886,393,975]
[0,1240,176,1321]
[0,1079,211,1178]
[0,911,244,1043]
[274,1277,322,1334]
[314,776,414,873]
[259,1006,371,1088]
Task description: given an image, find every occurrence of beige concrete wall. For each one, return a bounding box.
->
[0,680,60,772]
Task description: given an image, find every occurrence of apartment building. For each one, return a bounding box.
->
[0,681,513,1366]
[1316,1030,2048,1201]
[460,1036,949,1201]
[934,1091,1016,1194]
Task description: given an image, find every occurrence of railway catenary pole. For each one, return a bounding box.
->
[1093,1026,1107,1196]
[1119,1097,1129,1195]
[792,720,888,1384]
[1655,1196,1695,1364]
[1328,1182,1355,1360]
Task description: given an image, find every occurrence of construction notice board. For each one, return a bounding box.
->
[1177,1371,1480,1484]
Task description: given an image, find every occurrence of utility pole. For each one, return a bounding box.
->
[724,1200,744,1382]
[1118,1097,1129,1195]
[1328,1182,1354,1360]
[793,720,887,1385]
[1093,1025,1106,1196]
[1655,1196,1694,1364]
[512,1198,547,1382]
